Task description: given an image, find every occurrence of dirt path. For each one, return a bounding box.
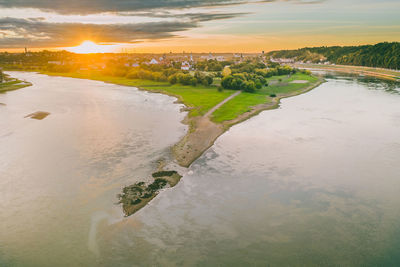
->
[204,91,241,117]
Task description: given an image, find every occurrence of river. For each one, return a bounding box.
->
[1,71,400,266]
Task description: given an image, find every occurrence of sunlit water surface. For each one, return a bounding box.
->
[1,72,400,266]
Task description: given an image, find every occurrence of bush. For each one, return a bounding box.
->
[243,80,256,93]
[255,80,262,89]
[152,171,178,177]
[221,75,234,89]
[168,74,178,84]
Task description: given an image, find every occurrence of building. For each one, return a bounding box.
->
[149,58,159,65]
[47,61,62,65]
[181,61,191,71]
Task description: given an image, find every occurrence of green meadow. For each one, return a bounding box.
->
[211,73,320,122]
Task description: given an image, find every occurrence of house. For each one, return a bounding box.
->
[149,58,159,65]
[48,61,62,65]
[181,61,191,71]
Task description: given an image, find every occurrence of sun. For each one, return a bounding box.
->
[66,41,117,54]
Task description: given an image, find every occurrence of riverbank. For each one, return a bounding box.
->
[293,63,400,82]
[173,75,325,167]
[36,71,322,167]
[10,70,323,215]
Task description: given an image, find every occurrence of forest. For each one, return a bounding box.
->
[267,42,400,70]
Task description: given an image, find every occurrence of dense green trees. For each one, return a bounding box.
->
[267,42,400,70]
[194,59,231,71]
[220,70,271,92]
[166,71,213,86]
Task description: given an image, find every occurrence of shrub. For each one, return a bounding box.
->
[152,171,178,177]
[255,80,262,89]
[243,80,256,93]
[168,73,178,84]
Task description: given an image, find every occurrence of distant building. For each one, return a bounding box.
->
[270,57,294,64]
[149,58,159,65]
[181,61,191,71]
[47,61,62,65]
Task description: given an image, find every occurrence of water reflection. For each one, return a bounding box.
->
[1,72,400,266]
[98,75,400,266]
[0,72,187,266]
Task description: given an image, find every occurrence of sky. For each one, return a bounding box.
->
[0,0,399,53]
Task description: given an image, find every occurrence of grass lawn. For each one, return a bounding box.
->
[147,85,234,117]
[211,93,270,122]
[211,73,319,122]
[260,73,319,95]
[41,71,235,117]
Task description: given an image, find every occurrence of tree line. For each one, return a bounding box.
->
[267,42,400,70]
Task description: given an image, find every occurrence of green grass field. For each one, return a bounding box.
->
[211,93,270,122]
[211,73,319,122]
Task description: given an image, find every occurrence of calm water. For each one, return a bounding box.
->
[1,72,400,266]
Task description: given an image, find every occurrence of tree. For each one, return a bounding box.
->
[221,75,234,89]
[231,78,244,90]
[243,81,256,93]
[168,73,178,84]
[222,66,232,77]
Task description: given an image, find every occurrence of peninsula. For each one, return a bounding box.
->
[2,52,323,216]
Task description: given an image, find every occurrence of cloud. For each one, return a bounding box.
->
[0,17,201,47]
[0,0,324,14]
[0,0,256,15]
[0,0,325,48]
[0,12,248,47]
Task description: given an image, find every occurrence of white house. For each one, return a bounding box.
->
[181,61,191,71]
[149,58,159,65]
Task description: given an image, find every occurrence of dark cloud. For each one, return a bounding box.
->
[0,17,198,47]
[0,0,254,14]
[121,11,250,21]
[0,0,324,47]
[0,0,323,14]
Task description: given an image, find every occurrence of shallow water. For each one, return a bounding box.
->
[1,72,400,266]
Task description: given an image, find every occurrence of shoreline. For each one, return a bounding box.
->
[173,76,325,167]
[7,70,324,216]
[293,63,400,82]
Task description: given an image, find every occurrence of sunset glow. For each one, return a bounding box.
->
[66,41,118,54]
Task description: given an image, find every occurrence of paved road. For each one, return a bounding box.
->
[204,90,241,117]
